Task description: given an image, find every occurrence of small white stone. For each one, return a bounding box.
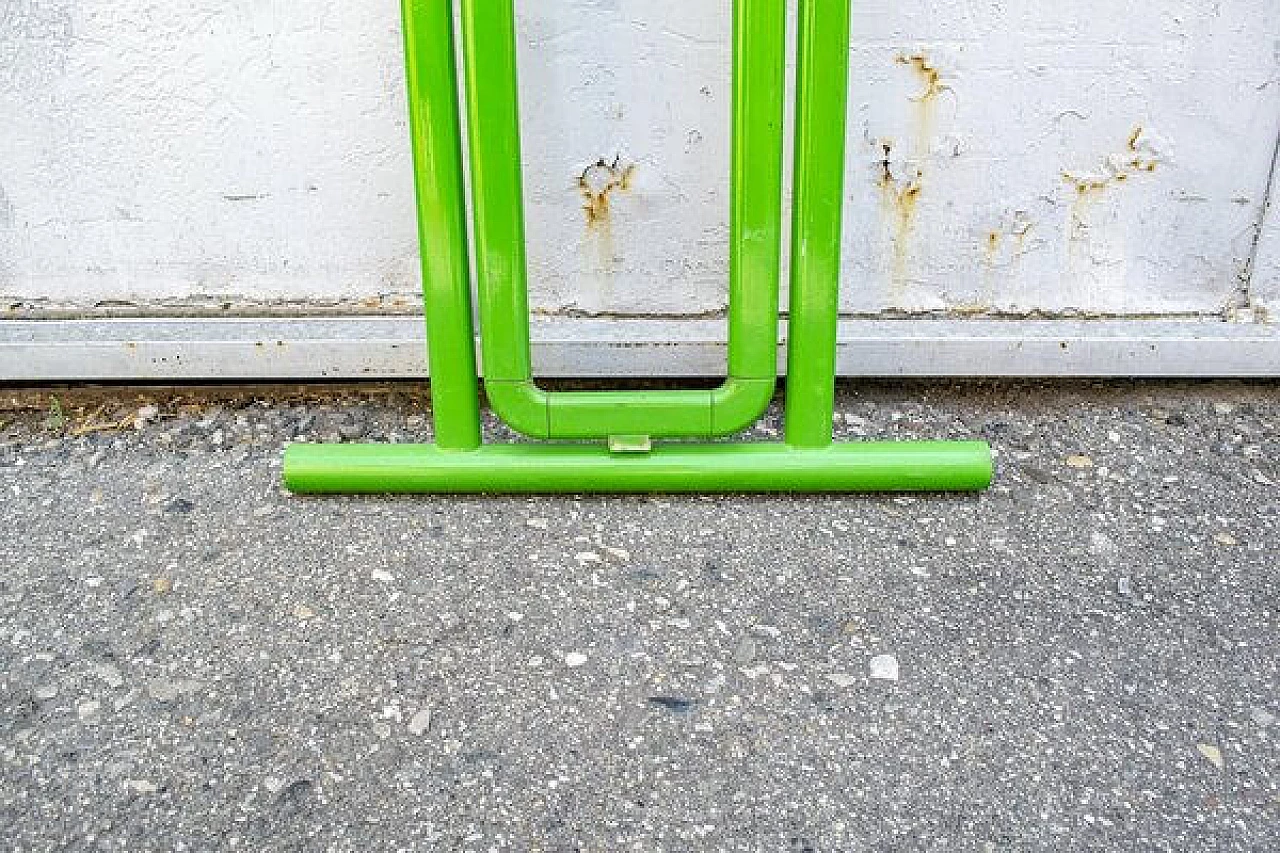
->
[371,569,395,583]
[825,673,859,688]
[135,405,160,427]
[1250,708,1275,728]
[93,663,125,689]
[564,652,589,668]
[125,779,158,794]
[147,679,182,702]
[525,518,549,530]
[263,776,286,794]
[869,654,900,681]
[574,552,602,565]
[602,546,631,562]
[1089,531,1117,555]
[78,700,101,720]
[407,709,432,736]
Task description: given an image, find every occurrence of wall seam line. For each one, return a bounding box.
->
[1240,122,1280,313]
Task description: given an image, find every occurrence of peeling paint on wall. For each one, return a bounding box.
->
[578,155,635,228]
[1060,127,1167,299]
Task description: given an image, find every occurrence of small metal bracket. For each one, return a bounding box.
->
[607,435,653,454]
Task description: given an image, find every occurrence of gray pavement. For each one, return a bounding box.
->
[0,380,1277,851]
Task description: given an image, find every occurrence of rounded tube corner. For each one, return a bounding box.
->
[711,378,776,435]
[484,380,550,439]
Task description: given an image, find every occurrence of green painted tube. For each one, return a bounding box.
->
[402,0,481,450]
[458,0,786,440]
[284,441,993,494]
[457,0,531,386]
[726,0,787,382]
[784,0,852,448]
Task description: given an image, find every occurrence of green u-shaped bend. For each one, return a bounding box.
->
[459,0,787,440]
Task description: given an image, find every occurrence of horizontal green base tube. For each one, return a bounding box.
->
[283,441,993,494]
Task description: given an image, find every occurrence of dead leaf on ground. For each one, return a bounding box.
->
[1196,743,1224,770]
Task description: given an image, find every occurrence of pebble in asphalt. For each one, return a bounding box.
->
[0,380,1276,850]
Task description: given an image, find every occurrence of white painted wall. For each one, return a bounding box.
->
[1,0,1277,320]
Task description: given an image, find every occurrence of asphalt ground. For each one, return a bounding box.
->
[0,380,1276,851]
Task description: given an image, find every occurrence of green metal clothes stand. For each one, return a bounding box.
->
[282,0,993,494]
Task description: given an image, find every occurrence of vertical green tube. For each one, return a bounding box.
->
[727,0,787,381]
[402,0,481,450]
[457,0,533,385]
[783,0,852,448]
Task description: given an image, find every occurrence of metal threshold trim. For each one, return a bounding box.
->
[2,316,1276,380]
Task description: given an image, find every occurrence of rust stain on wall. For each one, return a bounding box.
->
[577,156,636,306]
[1064,177,1109,261]
[1062,126,1162,269]
[963,215,1037,313]
[878,142,923,302]
[985,230,1003,260]
[977,230,1004,308]
[897,53,946,161]
[877,53,949,305]
[897,54,944,101]
[578,156,636,228]
[1062,126,1161,196]
[1126,125,1159,172]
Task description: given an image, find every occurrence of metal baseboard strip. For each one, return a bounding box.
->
[1,316,1277,381]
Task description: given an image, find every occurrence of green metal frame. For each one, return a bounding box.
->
[283,0,993,494]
